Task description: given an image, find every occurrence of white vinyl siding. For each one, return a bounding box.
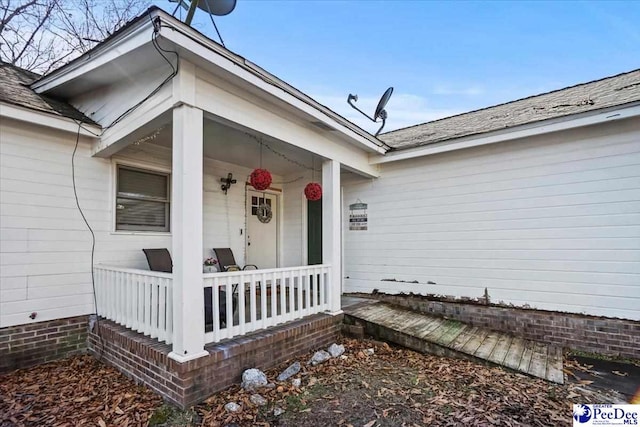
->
[343,117,640,320]
[282,170,313,267]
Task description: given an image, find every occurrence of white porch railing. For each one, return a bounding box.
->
[203,264,331,344]
[94,264,331,346]
[94,266,173,344]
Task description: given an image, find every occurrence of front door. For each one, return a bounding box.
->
[246,190,278,268]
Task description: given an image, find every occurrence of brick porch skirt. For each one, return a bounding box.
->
[87,313,343,408]
[354,293,640,360]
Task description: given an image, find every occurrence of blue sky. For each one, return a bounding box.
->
[157,0,640,133]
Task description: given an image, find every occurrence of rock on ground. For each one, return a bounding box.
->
[273,407,285,416]
[241,369,267,391]
[249,394,267,406]
[277,362,301,381]
[224,402,241,412]
[364,348,375,356]
[328,343,345,358]
[309,350,332,366]
[291,378,301,388]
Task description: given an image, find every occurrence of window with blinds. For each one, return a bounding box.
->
[115,166,170,232]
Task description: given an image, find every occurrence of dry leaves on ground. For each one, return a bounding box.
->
[0,355,161,427]
[0,340,624,427]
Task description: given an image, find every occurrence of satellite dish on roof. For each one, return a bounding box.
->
[172,0,236,25]
[347,87,394,136]
[196,0,236,16]
[374,87,393,122]
[170,0,235,46]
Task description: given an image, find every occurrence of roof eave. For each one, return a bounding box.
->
[30,13,154,94]
[1,101,101,137]
[371,101,640,164]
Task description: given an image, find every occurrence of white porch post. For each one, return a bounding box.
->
[168,104,208,362]
[322,159,342,314]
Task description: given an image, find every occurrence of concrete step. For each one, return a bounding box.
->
[345,301,564,384]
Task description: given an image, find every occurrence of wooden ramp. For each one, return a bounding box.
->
[345,302,564,384]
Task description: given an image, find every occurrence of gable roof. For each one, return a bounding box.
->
[380,69,640,150]
[28,7,388,153]
[0,62,97,125]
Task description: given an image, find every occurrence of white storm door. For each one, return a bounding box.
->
[246,190,278,268]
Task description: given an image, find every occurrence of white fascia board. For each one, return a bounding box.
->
[0,102,100,137]
[30,21,153,94]
[372,103,640,164]
[155,16,387,156]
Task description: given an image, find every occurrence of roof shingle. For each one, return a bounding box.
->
[0,62,97,125]
[380,69,640,150]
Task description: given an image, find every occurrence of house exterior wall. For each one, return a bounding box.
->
[0,118,294,329]
[343,118,640,321]
[1,119,110,328]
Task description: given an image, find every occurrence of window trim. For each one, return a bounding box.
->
[112,161,172,234]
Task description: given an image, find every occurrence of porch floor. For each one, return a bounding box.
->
[344,300,564,384]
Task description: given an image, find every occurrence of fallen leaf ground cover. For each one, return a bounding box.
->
[0,355,161,427]
[1,339,625,427]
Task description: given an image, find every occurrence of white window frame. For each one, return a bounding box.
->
[112,160,172,234]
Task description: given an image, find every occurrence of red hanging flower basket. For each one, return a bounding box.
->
[250,168,272,191]
[304,182,322,201]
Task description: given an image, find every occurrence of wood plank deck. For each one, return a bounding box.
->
[345,302,564,384]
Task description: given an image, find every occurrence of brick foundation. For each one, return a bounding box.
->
[354,293,640,360]
[88,313,343,408]
[0,315,88,373]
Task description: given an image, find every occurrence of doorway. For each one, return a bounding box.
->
[307,199,322,265]
[246,190,279,268]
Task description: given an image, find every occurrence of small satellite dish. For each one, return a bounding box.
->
[347,87,394,136]
[177,0,237,25]
[197,0,236,16]
[374,87,393,121]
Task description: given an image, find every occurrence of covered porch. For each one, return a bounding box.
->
[88,53,381,364]
[92,109,349,362]
[89,104,367,405]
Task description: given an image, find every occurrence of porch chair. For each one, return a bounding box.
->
[142,248,232,330]
[212,248,259,296]
[212,248,258,272]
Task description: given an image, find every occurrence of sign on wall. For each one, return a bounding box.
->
[349,201,368,231]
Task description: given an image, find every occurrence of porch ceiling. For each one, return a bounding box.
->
[148,117,318,176]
